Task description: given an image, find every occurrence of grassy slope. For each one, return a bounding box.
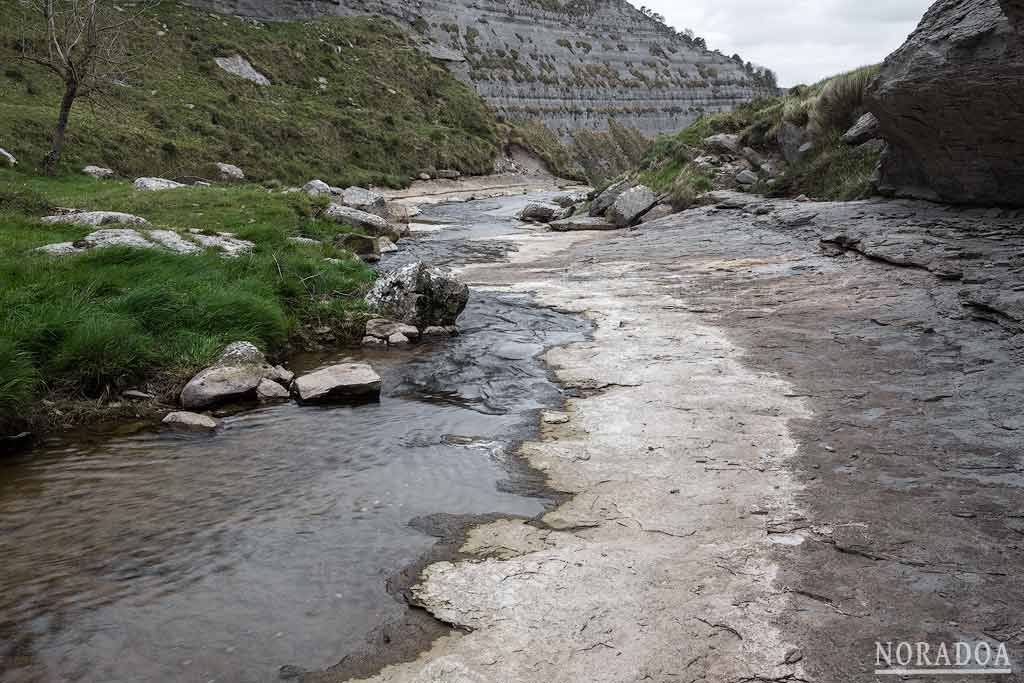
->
[638,66,882,206]
[0,0,499,186]
[0,170,376,431]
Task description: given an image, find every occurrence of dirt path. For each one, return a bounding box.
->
[315,192,1024,682]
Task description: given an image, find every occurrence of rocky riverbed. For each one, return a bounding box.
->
[309,192,1024,682]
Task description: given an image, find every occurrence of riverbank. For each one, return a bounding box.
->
[0,170,376,436]
[311,192,1024,681]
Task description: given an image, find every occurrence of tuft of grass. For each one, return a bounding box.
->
[667,166,714,209]
[0,169,376,430]
[0,0,500,186]
[806,65,880,137]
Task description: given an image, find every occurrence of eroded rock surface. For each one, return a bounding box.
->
[867,0,1024,205]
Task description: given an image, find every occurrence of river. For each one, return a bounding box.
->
[0,192,588,682]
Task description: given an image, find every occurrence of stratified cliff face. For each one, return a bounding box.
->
[180,0,774,137]
[867,0,1024,206]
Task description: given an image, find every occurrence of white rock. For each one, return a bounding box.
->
[162,411,219,431]
[268,365,294,385]
[215,162,245,181]
[341,186,387,215]
[362,335,387,346]
[542,411,571,425]
[303,179,332,195]
[35,242,84,256]
[188,231,254,257]
[288,236,321,246]
[41,211,149,227]
[388,332,410,345]
[377,236,398,253]
[365,318,419,340]
[134,177,184,191]
[293,363,382,403]
[323,204,405,240]
[214,55,270,85]
[148,229,201,254]
[0,147,16,166]
[79,228,156,250]
[82,165,114,178]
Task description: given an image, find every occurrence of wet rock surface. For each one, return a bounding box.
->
[365,262,470,328]
[314,191,1024,683]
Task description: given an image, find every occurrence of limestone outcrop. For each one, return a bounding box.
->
[867,0,1024,206]
[179,0,775,138]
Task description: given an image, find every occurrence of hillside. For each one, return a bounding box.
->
[179,0,777,139]
[0,0,499,185]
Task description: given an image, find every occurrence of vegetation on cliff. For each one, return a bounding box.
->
[0,171,376,432]
[638,66,882,206]
[0,0,500,186]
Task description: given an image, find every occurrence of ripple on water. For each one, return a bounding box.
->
[0,193,590,682]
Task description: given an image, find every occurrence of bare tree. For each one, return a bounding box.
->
[17,0,153,173]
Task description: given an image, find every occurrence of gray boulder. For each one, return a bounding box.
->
[256,378,290,400]
[304,179,332,196]
[436,169,461,180]
[840,112,882,146]
[736,170,759,186]
[323,204,405,241]
[82,165,114,178]
[215,162,245,181]
[365,262,469,328]
[134,177,184,191]
[866,0,1024,205]
[777,121,810,163]
[703,133,742,155]
[549,216,619,232]
[606,185,657,227]
[180,342,275,409]
[589,179,630,216]
[517,203,559,223]
[0,148,15,166]
[551,190,589,208]
[377,236,398,254]
[214,55,270,85]
[162,411,219,431]
[341,187,387,216]
[293,363,381,403]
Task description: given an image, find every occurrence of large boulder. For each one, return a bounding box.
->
[589,178,631,216]
[215,163,245,181]
[606,185,657,227]
[517,203,559,223]
[866,0,1024,205]
[323,204,405,241]
[703,133,742,155]
[303,179,332,196]
[341,187,388,216]
[293,363,381,403]
[134,177,184,191]
[180,342,276,409]
[365,262,469,328]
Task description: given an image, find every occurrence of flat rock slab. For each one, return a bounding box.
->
[214,55,270,85]
[41,211,148,227]
[293,363,382,403]
[134,177,185,191]
[549,216,619,232]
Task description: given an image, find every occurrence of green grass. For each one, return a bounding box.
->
[636,66,882,203]
[0,0,500,186]
[0,169,376,430]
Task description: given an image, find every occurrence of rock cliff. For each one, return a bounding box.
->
[867,0,1024,206]
[180,0,775,138]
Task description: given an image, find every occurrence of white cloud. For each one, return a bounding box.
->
[632,0,932,86]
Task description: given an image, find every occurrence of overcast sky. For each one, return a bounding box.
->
[633,0,932,86]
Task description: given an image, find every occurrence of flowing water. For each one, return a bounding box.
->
[0,193,588,682]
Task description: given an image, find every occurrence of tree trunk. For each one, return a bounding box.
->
[43,80,78,175]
